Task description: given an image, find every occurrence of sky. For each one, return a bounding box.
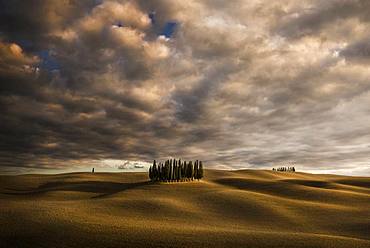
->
[0,0,370,175]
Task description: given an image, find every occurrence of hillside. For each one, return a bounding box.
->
[1,170,369,248]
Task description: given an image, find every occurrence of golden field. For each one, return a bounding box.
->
[1,170,369,248]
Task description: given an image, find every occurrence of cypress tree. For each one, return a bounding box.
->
[177,164,181,181]
[173,164,176,182]
[185,161,189,180]
[194,161,199,180]
[166,161,170,181]
[187,162,189,180]
[153,162,157,181]
[160,163,163,181]
[170,159,176,180]
[173,164,177,182]
[161,163,164,180]
[161,162,164,181]
[183,161,186,181]
[169,162,172,181]
[199,161,204,179]
[174,164,177,182]
[177,159,182,179]
[173,162,176,181]
[164,161,167,181]
[189,161,194,180]
[167,162,170,181]
[164,163,166,180]
[173,159,176,180]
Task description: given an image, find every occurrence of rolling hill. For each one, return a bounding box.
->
[1,170,369,248]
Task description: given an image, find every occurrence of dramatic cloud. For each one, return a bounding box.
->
[0,0,370,175]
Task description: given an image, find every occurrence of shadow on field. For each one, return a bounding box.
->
[212,178,345,202]
[5,181,151,198]
[333,179,370,188]
[214,178,337,191]
[279,179,336,189]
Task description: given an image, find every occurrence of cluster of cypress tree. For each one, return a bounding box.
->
[148,159,203,182]
[272,167,295,172]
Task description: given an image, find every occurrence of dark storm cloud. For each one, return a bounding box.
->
[173,61,239,122]
[340,38,370,63]
[0,0,370,175]
[0,0,98,49]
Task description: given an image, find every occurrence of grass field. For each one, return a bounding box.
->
[1,170,369,248]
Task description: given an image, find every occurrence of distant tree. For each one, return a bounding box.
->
[185,161,189,180]
[177,164,181,181]
[173,159,176,181]
[169,161,172,181]
[192,161,196,180]
[182,161,186,181]
[188,161,194,180]
[148,159,204,182]
[153,160,157,181]
[174,164,177,182]
[160,163,164,181]
[199,161,204,179]
[194,161,199,180]
[166,161,170,182]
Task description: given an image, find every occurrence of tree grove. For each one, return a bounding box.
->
[148,159,204,182]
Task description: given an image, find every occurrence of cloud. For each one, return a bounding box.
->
[272,0,370,39]
[340,37,370,63]
[0,0,370,175]
[0,41,39,74]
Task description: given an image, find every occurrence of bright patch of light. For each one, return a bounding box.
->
[100,159,151,171]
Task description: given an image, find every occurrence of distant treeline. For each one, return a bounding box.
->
[149,159,203,182]
[273,167,295,172]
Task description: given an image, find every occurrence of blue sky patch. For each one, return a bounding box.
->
[38,50,60,71]
[161,22,177,38]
